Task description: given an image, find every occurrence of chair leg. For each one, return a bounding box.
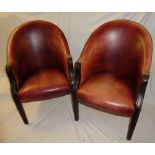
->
[14,98,29,125]
[71,91,79,121]
[127,110,140,140]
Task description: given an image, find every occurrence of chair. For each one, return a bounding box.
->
[6,20,76,124]
[74,19,153,140]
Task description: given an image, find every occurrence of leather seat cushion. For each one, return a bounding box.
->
[77,73,136,117]
[18,69,71,102]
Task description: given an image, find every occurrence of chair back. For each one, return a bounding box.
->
[7,20,70,88]
[78,20,153,86]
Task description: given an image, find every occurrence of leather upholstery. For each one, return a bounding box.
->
[78,20,152,87]
[77,73,135,116]
[7,20,71,103]
[8,20,71,89]
[76,20,153,116]
[18,69,71,102]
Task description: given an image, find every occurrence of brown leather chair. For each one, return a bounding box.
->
[6,20,76,124]
[74,19,153,140]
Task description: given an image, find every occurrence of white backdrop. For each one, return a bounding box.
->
[0,13,155,142]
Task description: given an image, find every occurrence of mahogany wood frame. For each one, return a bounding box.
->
[127,74,149,140]
[6,65,29,124]
[68,57,79,121]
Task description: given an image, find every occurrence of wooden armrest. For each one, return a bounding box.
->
[136,74,149,109]
[5,64,18,97]
[68,57,74,86]
[74,61,81,91]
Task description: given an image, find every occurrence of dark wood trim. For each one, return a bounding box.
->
[68,57,74,87]
[68,57,79,121]
[136,75,149,109]
[74,62,81,91]
[71,91,79,121]
[5,65,29,124]
[71,61,81,121]
[127,74,149,140]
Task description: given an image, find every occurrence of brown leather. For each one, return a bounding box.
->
[77,73,135,117]
[8,20,71,89]
[76,20,153,116]
[18,69,70,102]
[78,20,153,87]
[7,20,71,103]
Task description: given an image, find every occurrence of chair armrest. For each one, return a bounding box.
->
[136,74,149,110]
[5,65,18,98]
[67,56,74,86]
[74,61,81,91]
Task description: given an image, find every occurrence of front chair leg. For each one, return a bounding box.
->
[71,91,79,121]
[6,65,29,124]
[13,97,29,125]
[127,109,140,140]
[127,75,149,140]
[68,57,79,121]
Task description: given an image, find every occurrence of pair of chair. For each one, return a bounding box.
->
[6,20,153,140]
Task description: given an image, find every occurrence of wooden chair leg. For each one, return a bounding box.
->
[71,91,79,121]
[14,99,29,125]
[127,110,140,140]
[6,65,29,125]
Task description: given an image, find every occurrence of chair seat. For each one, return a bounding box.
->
[18,69,71,102]
[77,73,136,117]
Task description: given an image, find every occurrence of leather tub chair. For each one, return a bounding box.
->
[6,20,76,124]
[74,20,153,140]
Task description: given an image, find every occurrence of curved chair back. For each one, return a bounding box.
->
[7,20,70,88]
[78,20,153,87]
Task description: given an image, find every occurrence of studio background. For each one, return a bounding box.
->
[0,12,155,142]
